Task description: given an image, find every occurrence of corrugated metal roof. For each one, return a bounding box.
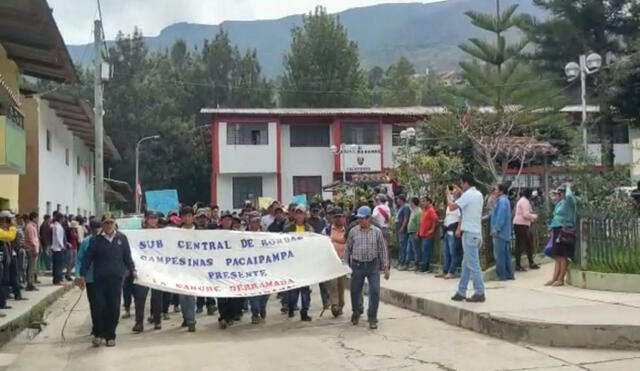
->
[200,107,445,116]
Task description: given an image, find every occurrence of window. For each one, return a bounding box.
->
[227,123,268,145]
[77,208,81,216]
[65,206,69,215]
[46,202,51,215]
[232,176,262,209]
[76,156,81,175]
[293,176,323,201]
[341,122,379,144]
[65,148,69,166]
[46,130,52,151]
[290,125,330,147]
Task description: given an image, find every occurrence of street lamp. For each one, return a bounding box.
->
[135,135,160,214]
[330,143,358,183]
[564,52,602,154]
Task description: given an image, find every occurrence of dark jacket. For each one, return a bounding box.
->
[283,222,315,233]
[267,219,286,232]
[307,217,327,235]
[82,232,135,280]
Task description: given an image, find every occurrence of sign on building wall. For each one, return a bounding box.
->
[343,145,382,172]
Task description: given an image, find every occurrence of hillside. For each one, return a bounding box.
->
[67,0,546,77]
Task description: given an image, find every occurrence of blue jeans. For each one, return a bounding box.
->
[179,295,196,325]
[420,238,434,271]
[457,232,485,296]
[288,287,310,311]
[16,249,27,287]
[442,233,460,275]
[350,259,381,322]
[397,231,411,265]
[493,237,515,280]
[249,295,270,317]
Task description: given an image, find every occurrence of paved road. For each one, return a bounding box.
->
[1,288,640,371]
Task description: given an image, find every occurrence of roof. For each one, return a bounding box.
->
[0,0,77,83]
[105,178,131,204]
[200,107,445,116]
[491,136,560,158]
[42,93,121,161]
[200,105,599,117]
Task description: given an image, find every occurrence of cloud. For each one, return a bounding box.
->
[48,0,437,44]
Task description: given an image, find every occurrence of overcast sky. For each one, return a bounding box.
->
[49,0,441,45]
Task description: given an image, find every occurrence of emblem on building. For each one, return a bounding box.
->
[357,156,365,165]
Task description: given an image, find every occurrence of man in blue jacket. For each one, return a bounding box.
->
[78,215,135,347]
[491,183,514,281]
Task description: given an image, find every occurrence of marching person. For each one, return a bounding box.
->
[217,211,245,329]
[194,207,217,316]
[51,212,66,285]
[24,212,40,291]
[346,206,390,330]
[75,220,102,336]
[178,206,197,332]
[323,207,348,318]
[284,205,314,322]
[247,212,269,324]
[448,174,486,303]
[78,215,136,347]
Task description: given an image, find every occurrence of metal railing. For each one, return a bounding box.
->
[581,217,640,274]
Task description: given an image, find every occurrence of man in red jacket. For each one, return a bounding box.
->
[418,196,438,273]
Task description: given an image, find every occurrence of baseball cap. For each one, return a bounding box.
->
[145,210,160,219]
[102,214,116,223]
[294,205,307,213]
[330,207,345,217]
[356,206,372,219]
[180,206,194,216]
[220,211,233,219]
[196,208,210,217]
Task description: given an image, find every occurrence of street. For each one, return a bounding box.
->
[2,288,640,371]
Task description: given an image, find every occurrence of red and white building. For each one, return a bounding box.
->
[200,108,435,211]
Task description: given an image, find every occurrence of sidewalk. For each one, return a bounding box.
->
[0,282,71,346]
[378,263,640,350]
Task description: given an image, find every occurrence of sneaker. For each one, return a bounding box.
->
[105,339,116,347]
[369,321,378,330]
[351,313,360,325]
[219,320,228,330]
[154,323,162,330]
[173,305,180,313]
[260,309,266,319]
[288,309,295,318]
[26,285,39,291]
[466,294,486,303]
[280,307,288,314]
[515,266,527,272]
[147,316,154,324]
[397,265,408,271]
[207,305,217,315]
[92,336,102,347]
[407,264,417,271]
[162,313,170,321]
[196,307,203,314]
[188,324,196,332]
[251,315,260,324]
[331,305,341,318]
[300,310,312,322]
[132,322,143,333]
[180,321,187,328]
[530,264,540,270]
[451,293,466,302]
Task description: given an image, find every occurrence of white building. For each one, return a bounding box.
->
[18,93,120,216]
[201,107,434,211]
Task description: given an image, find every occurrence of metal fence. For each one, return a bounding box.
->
[580,217,640,274]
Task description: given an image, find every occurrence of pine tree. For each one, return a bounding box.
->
[281,6,365,107]
[380,57,420,106]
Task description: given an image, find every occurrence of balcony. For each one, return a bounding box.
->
[0,104,25,174]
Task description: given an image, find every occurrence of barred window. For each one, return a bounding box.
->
[341,122,379,144]
[227,123,268,145]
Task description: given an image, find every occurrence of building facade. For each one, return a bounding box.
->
[202,108,433,211]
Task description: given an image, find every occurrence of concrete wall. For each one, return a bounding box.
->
[19,98,39,213]
[216,173,277,212]
[37,99,94,216]
[0,174,19,211]
[218,121,277,174]
[280,124,334,202]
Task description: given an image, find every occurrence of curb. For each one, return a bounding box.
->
[568,268,640,293]
[374,283,640,350]
[0,285,73,347]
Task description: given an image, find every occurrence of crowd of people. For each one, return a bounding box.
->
[0,172,579,348]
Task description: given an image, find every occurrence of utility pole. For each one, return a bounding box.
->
[94,19,105,217]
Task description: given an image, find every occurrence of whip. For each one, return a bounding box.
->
[60,287,85,342]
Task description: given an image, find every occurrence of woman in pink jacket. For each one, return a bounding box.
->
[513,189,538,271]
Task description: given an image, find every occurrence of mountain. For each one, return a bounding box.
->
[67,0,546,77]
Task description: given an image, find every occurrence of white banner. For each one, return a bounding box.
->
[123,228,351,298]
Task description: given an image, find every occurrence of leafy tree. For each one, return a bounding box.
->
[380,57,420,106]
[421,68,447,106]
[526,0,640,168]
[611,40,640,125]
[426,0,570,186]
[281,6,366,107]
